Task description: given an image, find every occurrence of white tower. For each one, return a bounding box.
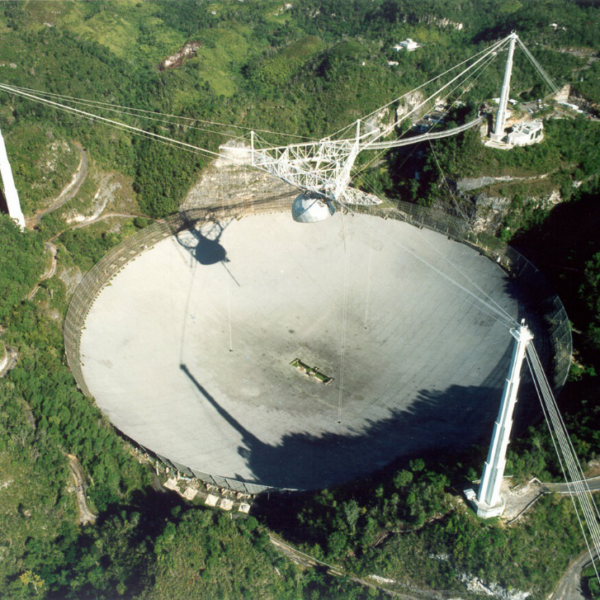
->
[490,32,518,143]
[0,125,25,229]
[466,320,534,518]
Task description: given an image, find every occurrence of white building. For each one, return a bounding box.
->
[394,38,419,52]
[506,120,544,146]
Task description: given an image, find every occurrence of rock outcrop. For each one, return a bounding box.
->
[396,90,426,124]
[159,41,202,71]
[182,141,297,211]
[456,176,564,234]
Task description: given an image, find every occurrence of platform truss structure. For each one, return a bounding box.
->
[250,124,380,207]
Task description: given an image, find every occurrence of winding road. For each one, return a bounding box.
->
[268,534,435,599]
[67,454,96,525]
[15,143,149,526]
[27,241,57,301]
[552,549,598,600]
[27,142,88,228]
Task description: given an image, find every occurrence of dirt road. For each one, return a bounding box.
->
[268,533,443,599]
[552,549,598,600]
[28,143,88,228]
[28,242,57,300]
[67,454,96,526]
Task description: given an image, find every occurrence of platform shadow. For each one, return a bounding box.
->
[175,221,229,265]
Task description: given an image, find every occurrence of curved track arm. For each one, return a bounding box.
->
[362,116,484,150]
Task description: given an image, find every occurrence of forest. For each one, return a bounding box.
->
[0,0,599,597]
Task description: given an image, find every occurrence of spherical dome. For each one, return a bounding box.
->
[291,191,335,223]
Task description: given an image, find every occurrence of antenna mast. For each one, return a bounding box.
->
[466,320,534,517]
[491,32,518,142]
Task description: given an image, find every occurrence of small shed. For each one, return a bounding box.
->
[394,39,419,52]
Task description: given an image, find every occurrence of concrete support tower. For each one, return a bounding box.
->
[0,126,25,229]
[466,320,534,518]
[490,32,518,142]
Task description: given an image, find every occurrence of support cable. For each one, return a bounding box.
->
[525,351,598,583]
[416,214,518,326]
[516,39,559,95]
[361,46,496,156]
[337,209,350,424]
[389,235,514,328]
[365,188,517,329]
[363,222,373,330]
[330,36,509,140]
[12,89,249,141]
[0,83,266,205]
[420,138,519,327]
[361,37,510,150]
[528,353,600,562]
[0,83,231,161]
[1,83,317,140]
[350,47,500,190]
[529,346,600,526]
[357,171,516,329]
[347,48,520,329]
[427,139,472,224]
[526,344,600,583]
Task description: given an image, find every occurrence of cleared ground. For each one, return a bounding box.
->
[81,212,541,490]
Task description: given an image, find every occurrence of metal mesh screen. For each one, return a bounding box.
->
[64,196,571,492]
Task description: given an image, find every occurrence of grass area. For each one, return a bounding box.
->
[189,26,258,97]
[479,174,564,199]
[247,35,327,89]
[22,0,83,30]
[67,2,186,65]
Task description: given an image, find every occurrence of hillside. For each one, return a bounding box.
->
[0,1,599,598]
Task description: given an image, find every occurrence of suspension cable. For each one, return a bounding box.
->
[2,82,318,141]
[350,46,500,192]
[0,82,231,162]
[525,351,599,581]
[360,37,510,150]
[4,85,248,141]
[516,39,559,95]
[526,344,600,583]
[337,213,350,425]
[329,36,510,140]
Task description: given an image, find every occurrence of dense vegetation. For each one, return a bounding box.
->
[257,464,584,594]
[0,0,598,597]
